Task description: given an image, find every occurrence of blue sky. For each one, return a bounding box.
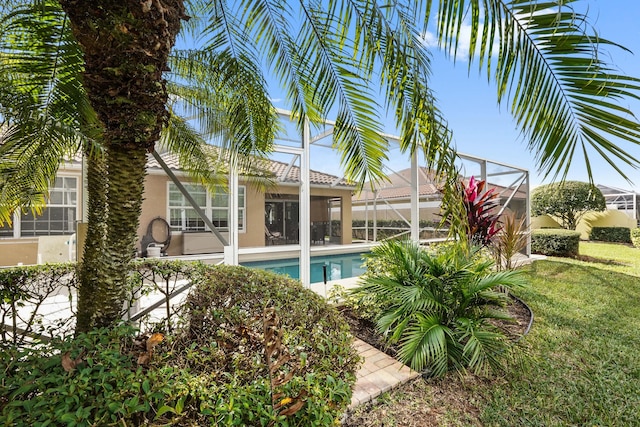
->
[266,1,640,190]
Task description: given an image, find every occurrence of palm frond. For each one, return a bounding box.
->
[458,318,509,375]
[0,0,90,223]
[168,47,278,157]
[435,0,640,181]
[398,313,450,374]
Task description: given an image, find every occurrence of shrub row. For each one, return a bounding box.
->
[589,227,631,244]
[531,229,581,257]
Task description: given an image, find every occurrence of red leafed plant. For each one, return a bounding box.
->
[463,176,502,247]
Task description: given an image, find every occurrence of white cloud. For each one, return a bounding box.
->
[422,20,499,62]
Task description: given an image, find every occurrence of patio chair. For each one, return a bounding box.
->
[140,217,172,257]
[265,225,284,245]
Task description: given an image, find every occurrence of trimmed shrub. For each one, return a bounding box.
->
[631,229,640,248]
[589,227,632,244]
[1,264,360,426]
[172,265,360,425]
[531,229,581,257]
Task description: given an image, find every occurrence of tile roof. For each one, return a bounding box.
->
[353,167,527,201]
[147,151,354,189]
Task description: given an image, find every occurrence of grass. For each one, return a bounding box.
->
[343,241,640,426]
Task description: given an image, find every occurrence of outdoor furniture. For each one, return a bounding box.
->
[265,225,285,245]
[140,217,172,257]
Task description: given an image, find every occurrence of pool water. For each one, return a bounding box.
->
[242,252,367,283]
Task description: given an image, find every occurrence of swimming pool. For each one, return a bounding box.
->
[242,252,368,283]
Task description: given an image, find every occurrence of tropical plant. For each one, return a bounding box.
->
[3,0,640,331]
[350,240,525,377]
[531,181,606,230]
[439,175,501,251]
[463,176,502,246]
[491,211,530,271]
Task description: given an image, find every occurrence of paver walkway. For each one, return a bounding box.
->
[349,338,420,408]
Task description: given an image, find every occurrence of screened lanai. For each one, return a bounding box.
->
[207,109,531,288]
[597,184,640,224]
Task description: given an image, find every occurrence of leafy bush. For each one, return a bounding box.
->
[531,229,581,257]
[531,181,605,230]
[349,240,525,377]
[589,227,631,244]
[1,264,360,426]
[172,265,360,425]
[0,324,186,426]
[632,229,640,248]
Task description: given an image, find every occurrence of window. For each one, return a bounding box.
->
[0,219,13,238]
[20,176,77,236]
[168,183,245,232]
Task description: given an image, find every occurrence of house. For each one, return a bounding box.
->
[0,150,356,267]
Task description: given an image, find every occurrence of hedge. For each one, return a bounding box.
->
[531,229,581,257]
[631,229,640,249]
[589,227,631,244]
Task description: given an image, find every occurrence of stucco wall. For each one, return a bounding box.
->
[139,175,352,253]
[242,185,266,247]
[530,215,561,230]
[0,239,38,266]
[576,210,636,240]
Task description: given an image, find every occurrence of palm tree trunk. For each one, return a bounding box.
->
[91,146,148,327]
[76,151,107,332]
[60,0,186,330]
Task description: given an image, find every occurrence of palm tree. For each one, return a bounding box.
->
[2,0,640,330]
[0,1,278,330]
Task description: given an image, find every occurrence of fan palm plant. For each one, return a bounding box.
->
[2,0,640,331]
[352,240,525,376]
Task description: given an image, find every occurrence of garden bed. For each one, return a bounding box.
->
[340,294,533,360]
[340,295,533,427]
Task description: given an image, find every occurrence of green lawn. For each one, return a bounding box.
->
[477,242,640,426]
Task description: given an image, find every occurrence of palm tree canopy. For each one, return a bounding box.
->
[2,0,640,219]
[0,0,277,224]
